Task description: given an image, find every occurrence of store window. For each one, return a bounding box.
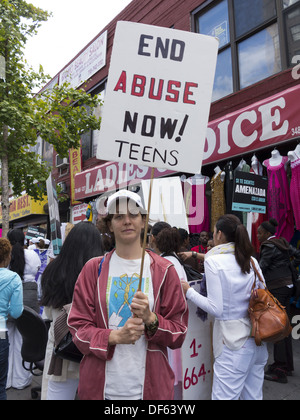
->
[81,88,105,163]
[238,23,281,89]
[193,0,300,100]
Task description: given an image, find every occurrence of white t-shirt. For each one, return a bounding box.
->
[105,252,154,400]
[162,255,187,283]
[23,249,41,283]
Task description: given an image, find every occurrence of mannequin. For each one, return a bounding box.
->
[236,158,246,171]
[251,154,263,176]
[213,165,225,182]
[288,143,300,163]
[263,149,286,168]
[182,174,210,233]
[181,173,210,185]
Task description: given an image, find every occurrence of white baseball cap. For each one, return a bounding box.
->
[106,190,146,214]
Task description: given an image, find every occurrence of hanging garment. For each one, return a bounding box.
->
[210,172,226,230]
[250,159,267,255]
[234,161,250,226]
[182,176,210,234]
[290,154,300,231]
[265,157,294,242]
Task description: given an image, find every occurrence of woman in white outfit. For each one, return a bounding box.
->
[6,229,41,390]
[181,214,268,400]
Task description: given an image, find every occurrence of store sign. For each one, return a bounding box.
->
[203,84,300,165]
[25,226,46,240]
[59,31,107,89]
[97,21,218,174]
[74,161,174,201]
[232,172,268,213]
[69,147,82,205]
[71,203,88,224]
[0,194,47,222]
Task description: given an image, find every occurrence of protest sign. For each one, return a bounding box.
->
[232,171,268,214]
[97,21,218,174]
[181,280,213,400]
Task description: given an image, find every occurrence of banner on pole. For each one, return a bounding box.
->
[97,21,218,174]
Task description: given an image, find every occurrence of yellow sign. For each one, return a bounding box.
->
[69,147,82,206]
[0,195,48,222]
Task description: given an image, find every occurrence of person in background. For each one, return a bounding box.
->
[40,222,103,400]
[150,222,187,284]
[207,238,215,251]
[190,231,209,272]
[151,224,188,400]
[0,238,23,400]
[34,238,50,305]
[178,228,199,271]
[257,218,300,383]
[181,214,268,400]
[68,190,188,400]
[6,229,40,390]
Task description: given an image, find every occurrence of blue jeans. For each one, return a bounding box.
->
[0,334,9,400]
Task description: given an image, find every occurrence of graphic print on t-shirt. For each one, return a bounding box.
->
[107,273,150,329]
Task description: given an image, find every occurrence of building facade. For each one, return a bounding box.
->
[39,0,299,238]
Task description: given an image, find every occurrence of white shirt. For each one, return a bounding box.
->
[162,255,188,283]
[187,254,264,357]
[105,252,154,400]
[23,249,41,283]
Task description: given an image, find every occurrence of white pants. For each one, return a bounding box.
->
[47,378,79,400]
[6,322,32,390]
[212,338,268,400]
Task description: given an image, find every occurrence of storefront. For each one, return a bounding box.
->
[43,0,299,250]
[0,194,48,236]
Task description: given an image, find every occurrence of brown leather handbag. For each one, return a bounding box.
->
[248,259,292,346]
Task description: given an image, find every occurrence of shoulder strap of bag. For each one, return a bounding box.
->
[250,258,267,291]
[98,256,105,277]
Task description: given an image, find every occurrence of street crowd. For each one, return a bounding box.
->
[1,190,300,400]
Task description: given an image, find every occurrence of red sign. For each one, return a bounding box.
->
[74,162,174,201]
[203,84,300,165]
[75,84,300,200]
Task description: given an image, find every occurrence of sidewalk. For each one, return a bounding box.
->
[263,307,300,401]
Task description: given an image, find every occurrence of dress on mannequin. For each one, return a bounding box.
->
[181,174,210,234]
[210,166,226,230]
[263,151,294,242]
[250,155,267,255]
[288,144,300,230]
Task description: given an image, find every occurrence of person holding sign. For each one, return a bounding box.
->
[68,190,188,400]
[181,214,268,400]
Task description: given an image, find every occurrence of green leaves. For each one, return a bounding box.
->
[0,0,102,232]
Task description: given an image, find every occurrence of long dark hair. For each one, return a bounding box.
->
[40,222,103,309]
[155,227,180,255]
[216,214,254,274]
[7,229,26,279]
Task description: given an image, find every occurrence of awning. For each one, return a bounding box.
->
[0,194,48,223]
[203,84,300,165]
[74,163,175,201]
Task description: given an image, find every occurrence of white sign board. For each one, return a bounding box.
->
[97,21,218,174]
[60,31,107,88]
[181,280,213,400]
[141,176,189,231]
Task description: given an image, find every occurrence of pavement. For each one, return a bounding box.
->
[6,307,300,401]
